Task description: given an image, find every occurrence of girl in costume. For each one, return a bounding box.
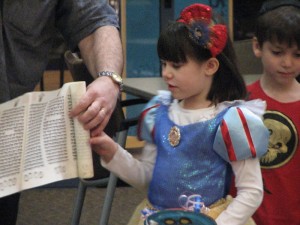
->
[91,4,269,225]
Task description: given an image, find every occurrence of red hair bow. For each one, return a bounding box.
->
[177,3,227,57]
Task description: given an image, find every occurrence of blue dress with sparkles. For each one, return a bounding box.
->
[138,97,269,210]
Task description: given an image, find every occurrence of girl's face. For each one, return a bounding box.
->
[253,40,300,85]
[161,56,214,109]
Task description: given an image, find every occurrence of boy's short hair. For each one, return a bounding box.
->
[259,0,300,15]
[255,0,300,48]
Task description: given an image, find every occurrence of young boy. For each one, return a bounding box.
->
[247,0,300,224]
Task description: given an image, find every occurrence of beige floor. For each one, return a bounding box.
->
[17,186,145,225]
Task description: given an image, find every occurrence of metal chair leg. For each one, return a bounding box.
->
[99,173,118,225]
[98,130,128,224]
[71,181,88,225]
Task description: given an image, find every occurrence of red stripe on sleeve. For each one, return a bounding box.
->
[237,108,257,157]
[137,104,159,141]
[220,120,237,161]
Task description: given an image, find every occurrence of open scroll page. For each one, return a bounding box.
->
[0,81,93,198]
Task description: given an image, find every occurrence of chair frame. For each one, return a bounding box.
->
[71,99,146,225]
[64,50,147,225]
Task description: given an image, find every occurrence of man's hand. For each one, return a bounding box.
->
[69,76,119,137]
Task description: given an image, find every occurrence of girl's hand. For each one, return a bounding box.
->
[90,131,118,163]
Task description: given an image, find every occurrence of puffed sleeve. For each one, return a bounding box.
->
[137,96,160,144]
[213,106,269,162]
[137,90,172,143]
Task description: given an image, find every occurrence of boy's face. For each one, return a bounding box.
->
[253,39,300,85]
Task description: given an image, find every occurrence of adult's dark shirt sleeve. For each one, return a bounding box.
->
[0,0,119,101]
[55,0,120,50]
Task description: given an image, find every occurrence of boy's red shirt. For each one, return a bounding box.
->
[230,80,300,225]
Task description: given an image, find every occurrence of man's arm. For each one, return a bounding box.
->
[79,26,123,78]
[70,26,124,136]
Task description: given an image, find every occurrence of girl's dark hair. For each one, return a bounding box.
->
[255,5,300,48]
[157,22,246,104]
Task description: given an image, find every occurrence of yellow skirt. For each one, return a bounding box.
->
[127,196,256,225]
